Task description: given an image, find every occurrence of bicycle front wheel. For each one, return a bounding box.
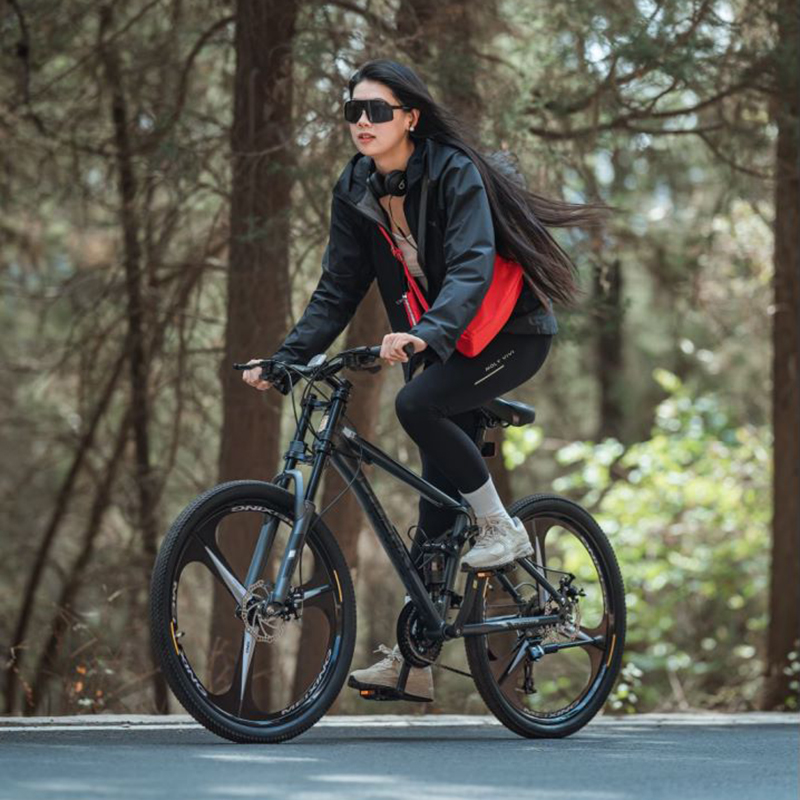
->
[149,480,356,743]
[464,493,626,738]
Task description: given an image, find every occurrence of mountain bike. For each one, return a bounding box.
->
[149,343,626,743]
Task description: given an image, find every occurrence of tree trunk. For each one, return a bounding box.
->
[583,151,627,443]
[98,4,167,713]
[594,256,625,441]
[762,0,800,710]
[397,0,486,127]
[211,0,299,696]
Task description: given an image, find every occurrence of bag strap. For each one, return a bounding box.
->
[416,144,429,270]
[404,257,429,312]
[416,171,429,270]
[377,224,430,312]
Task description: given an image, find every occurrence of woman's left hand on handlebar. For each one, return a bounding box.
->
[380,333,427,364]
[241,358,274,391]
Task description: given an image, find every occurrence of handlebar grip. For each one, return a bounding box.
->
[232,360,292,394]
[233,361,272,379]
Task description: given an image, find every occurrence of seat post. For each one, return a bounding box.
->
[473,410,496,458]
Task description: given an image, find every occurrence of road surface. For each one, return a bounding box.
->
[0,713,796,800]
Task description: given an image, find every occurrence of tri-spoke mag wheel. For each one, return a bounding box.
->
[464,493,626,738]
[149,480,356,743]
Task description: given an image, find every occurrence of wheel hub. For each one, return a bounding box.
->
[238,579,287,643]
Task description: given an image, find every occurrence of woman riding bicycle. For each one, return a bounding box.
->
[242,58,608,703]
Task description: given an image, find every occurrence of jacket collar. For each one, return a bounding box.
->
[335,136,429,207]
[403,135,428,187]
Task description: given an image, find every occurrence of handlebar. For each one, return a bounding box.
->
[233,342,417,395]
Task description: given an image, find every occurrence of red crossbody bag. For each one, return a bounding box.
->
[376,159,524,357]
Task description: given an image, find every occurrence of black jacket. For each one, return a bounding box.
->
[272,136,558,383]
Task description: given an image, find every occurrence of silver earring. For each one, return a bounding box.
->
[410,126,415,131]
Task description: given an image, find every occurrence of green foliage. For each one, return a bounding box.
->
[783,644,800,711]
[504,367,772,711]
[609,661,644,714]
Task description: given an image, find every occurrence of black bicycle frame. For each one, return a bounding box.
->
[257,374,564,642]
[329,428,469,638]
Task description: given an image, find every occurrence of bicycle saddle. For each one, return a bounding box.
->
[481,397,536,426]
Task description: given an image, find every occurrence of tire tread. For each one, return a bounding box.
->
[149,480,356,744]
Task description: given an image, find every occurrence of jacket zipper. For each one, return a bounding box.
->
[342,194,428,327]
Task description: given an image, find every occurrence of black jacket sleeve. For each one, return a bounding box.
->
[271,193,374,370]
[406,152,496,363]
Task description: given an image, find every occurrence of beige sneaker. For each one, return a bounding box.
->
[461,513,533,570]
[347,644,434,702]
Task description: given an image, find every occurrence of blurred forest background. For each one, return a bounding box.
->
[1,0,797,717]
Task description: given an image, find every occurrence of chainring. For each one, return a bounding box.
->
[396,602,443,668]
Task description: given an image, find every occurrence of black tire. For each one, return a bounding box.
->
[464,493,626,738]
[149,480,356,743]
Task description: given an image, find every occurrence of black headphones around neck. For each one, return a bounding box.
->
[367,165,408,197]
[366,137,430,199]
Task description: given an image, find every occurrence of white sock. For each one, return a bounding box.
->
[460,476,511,521]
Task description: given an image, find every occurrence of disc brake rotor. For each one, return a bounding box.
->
[238,579,287,643]
[540,596,581,645]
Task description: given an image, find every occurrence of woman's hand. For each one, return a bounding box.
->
[242,358,273,391]
[380,333,428,364]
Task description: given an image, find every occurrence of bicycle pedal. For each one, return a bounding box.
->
[347,677,432,703]
[460,562,518,576]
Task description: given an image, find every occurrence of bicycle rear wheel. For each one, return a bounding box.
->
[149,480,356,743]
[464,493,625,738]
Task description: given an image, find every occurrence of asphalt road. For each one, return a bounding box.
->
[0,714,796,800]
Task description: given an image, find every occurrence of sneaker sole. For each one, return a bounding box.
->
[461,540,534,571]
[347,675,433,703]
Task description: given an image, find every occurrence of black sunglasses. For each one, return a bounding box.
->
[344,99,411,124]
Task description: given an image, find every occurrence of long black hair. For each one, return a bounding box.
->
[348,58,614,310]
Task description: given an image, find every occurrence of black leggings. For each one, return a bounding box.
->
[394,331,553,551]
